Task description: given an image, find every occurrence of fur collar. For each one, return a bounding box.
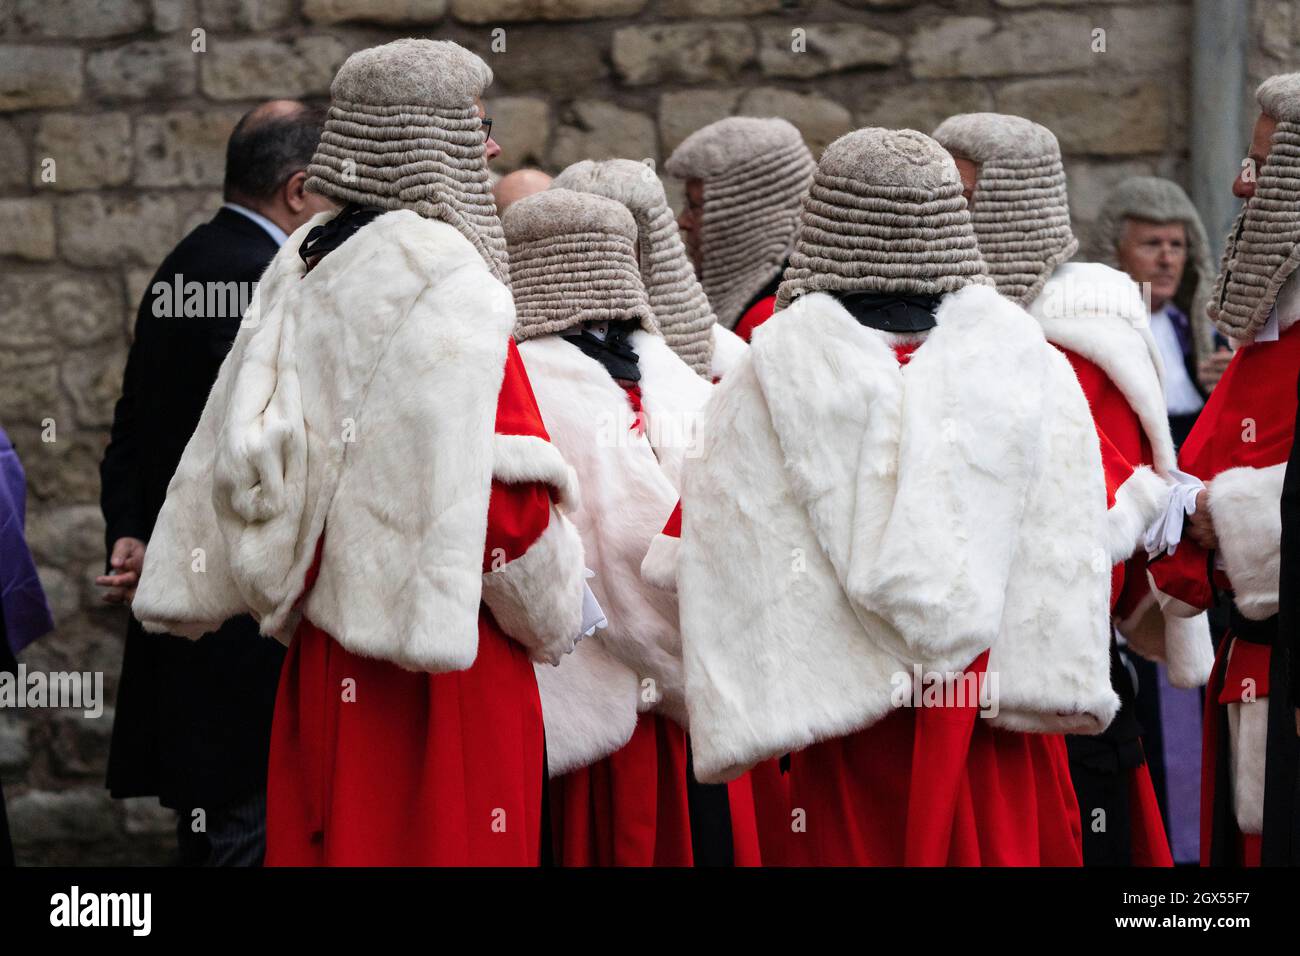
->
[679,286,1115,782]
[1030,262,1177,473]
[751,286,1050,667]
[134,210,518,672]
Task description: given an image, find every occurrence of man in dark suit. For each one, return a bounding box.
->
[96,100,332,865]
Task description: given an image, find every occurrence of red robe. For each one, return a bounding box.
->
[641,500,776,867]
[1149,321,1300,866]
[775,342,1083,866]
[734,294,777,343]
[1061,351,1174,868]
[788,651,1082,866]
[265,341,554,866]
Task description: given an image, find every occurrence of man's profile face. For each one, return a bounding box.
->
[475,98,501,163]
[677,177,705,272]
[952,155,979,207]
[1117,218,1188,312]
[1234,111,1277,200]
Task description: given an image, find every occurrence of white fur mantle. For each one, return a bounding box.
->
[133,210,580,673]
[677,286,1117,783]
[520,330,712,773]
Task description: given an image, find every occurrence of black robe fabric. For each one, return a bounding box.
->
[1066,638,1148,866]
[102,207,286,812]
[1263,367,1300,865]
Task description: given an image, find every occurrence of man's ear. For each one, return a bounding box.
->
[283,170,310,214]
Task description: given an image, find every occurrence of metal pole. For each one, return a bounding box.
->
[1190,0,1250,263]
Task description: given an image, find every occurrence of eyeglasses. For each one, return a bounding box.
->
[481,117,493,141]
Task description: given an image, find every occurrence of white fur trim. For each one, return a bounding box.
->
[1031,262,1178,474]
[641,532,680,593]
[534,638,640,776]
[678,286,1115,782]
[632,329,714,490]
[1107,465,1171,563]
[134,211,519,673]
[482,506,587,665]
[1164,611,1215,688]
[1117,590,1163,661]
[1121,593,1214,686]
[492,433,580,511]
[1228,697,1268,835]
[1209,463,1285,620]
[709,323,748,380]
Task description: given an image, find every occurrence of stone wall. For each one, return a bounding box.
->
[0,0,1287,865]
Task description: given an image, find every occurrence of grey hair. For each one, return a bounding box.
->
[552,159,716,376]
[1209,73,1300,340]
[504,188,656,341]
[305,39,509,285]
[666,117,814,329]
[1095,176,1215,359]
[931,112,1078,307]
[775,128,992,310]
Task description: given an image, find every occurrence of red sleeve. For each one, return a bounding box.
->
[734,295,777,343]
[1061,350,1215,613]
[1147,536,1214,613]
[1097,425,1132,511]
[484,339,553,570]
[1066,352,1150,466]
[494,338,550,441]
[1096,429,1131,608]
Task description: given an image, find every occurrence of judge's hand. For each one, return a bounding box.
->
[95,536,146,605]
[1186,490,1218,551]
[1197,348,1233,392]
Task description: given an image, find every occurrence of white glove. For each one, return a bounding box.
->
[1144,467,1205,559]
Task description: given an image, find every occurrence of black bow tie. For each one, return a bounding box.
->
[299,203,385,267]
[564,321,642,383]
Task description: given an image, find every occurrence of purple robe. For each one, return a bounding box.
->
[0,426,53,655]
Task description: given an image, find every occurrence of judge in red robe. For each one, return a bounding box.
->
[1148,74,1300,867]
[931,112,1218,866]
[1028,266,1214,868]
[131,40,588,866]
[670,128,1118,866]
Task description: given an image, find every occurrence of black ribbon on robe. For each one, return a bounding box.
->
[299,203,385,268]
[834,291,940,333]
[564,320,641,383]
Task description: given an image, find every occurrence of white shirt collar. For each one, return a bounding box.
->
[222,202,290,248]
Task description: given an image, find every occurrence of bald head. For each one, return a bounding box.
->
[223,99,324,205]
[224,98,331,235]
[249,98,306,124]
[494,168,553,213]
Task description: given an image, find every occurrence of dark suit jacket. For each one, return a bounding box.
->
[102,207,287,811]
